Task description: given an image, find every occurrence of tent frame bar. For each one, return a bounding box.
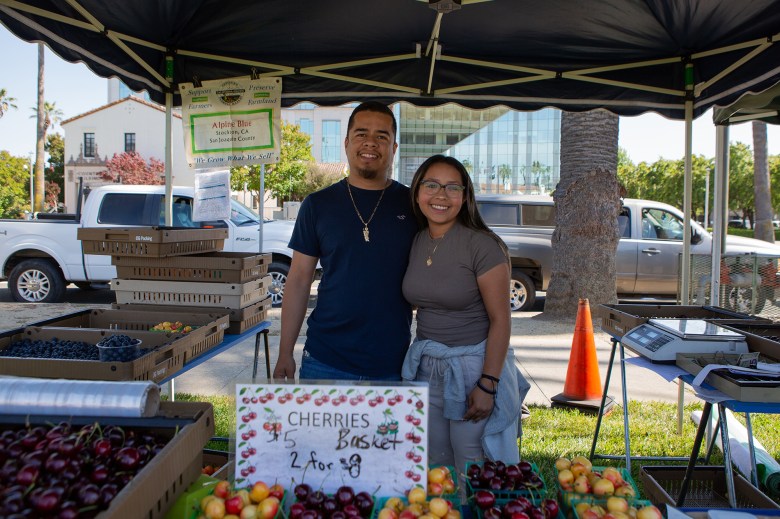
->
[2,0,777,111]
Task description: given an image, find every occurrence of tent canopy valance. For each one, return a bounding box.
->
[2,0,780,120]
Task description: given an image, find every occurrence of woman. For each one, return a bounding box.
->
[401,154,531,478]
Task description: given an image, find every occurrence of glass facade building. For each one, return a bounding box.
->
[396,103,560,194]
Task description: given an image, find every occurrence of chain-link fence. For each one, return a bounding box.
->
[680,254,780,321]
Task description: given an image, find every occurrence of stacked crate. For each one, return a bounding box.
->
[77,227,272,334]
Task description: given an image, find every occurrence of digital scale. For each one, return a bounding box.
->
[621,318,749,363]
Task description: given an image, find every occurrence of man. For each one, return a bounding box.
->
[272,102,418,381]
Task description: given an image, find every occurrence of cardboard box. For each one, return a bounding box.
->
[717,322,780,362]
[0,327,182,382]
[676,352,780,402]
[112,252,270,283]
[114,298,272,335]
[112,276,270,309]
[596,304,768,340]
[77,227,228,258]
[640,465,779,509]
[0,401,213,519]
[28,308,230,364]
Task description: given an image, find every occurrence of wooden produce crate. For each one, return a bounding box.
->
[718,322,780,362]
[0,327,182,383]
[28,308,230,365]
[77,227,228,258]
[640,465,779,509]
[114,297,272,335]
[0,401,214,519]
[676,352,780,402]
[112,252,270,283]
[596,304,767,340]
[112,276,270,309]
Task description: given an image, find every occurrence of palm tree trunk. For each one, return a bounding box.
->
[34,43,46,212]
[752,120,774,242]
[544,109,622,318]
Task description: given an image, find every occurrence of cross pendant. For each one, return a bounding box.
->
[363,226,370,242]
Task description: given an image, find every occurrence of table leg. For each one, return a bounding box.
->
[252,329,271,380]
[676,401,712,507]
[589,338,617,460]
[745,412,759,487]
[717,404,737,508]
[168,379,175,401]
[677,380,684,434]
[618,342,631,473]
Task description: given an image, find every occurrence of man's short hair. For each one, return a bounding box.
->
[347,101,397,139]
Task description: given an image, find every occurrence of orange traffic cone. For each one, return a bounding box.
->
[551,298,614,414]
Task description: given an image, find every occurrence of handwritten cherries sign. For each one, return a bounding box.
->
[235,383,429,496]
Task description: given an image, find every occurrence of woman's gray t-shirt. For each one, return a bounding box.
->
[402,222,508,346]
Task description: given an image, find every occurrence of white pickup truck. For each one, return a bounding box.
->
[476,195,780,312]
[0,184,296,304]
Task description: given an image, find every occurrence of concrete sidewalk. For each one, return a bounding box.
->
[171,306,690,406]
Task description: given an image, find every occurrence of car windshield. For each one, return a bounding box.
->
[230,199,267,226]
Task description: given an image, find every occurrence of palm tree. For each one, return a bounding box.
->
[0,88,18,119]
[752,120,774,242]
[544,109,622,317]
[30,44,64,212]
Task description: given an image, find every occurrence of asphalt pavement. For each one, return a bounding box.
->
[0,284,688,408]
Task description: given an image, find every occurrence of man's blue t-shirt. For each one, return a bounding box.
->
[289,179,418,377]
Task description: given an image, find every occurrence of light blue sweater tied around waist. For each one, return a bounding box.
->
[401,339,531,463]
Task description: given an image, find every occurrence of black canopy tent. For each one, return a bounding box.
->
[2,0,780,302]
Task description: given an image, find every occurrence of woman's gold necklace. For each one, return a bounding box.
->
[426,231,447,267]
[345,178,388,242]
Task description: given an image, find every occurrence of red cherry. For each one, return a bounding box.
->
[375,396,384,403]
[415,401,424,409]
[321,395,330,402]
[412,474,421,482]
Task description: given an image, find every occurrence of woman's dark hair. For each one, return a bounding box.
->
[410,154,509,258]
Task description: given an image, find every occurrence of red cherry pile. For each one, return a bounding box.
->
[0,421,169,518]
[467,460,545,493]
[291,483,375,519]
[472,490,560,519]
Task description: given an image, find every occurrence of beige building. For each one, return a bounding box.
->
[61,96,191,212]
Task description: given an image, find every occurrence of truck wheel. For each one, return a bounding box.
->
[268,260,290,307]
[9,259,67,303]
[724,286,766,315]
[510,272,536,311]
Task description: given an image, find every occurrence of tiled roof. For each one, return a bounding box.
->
[61,96,182,125]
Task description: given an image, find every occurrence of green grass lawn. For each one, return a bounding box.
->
[174,394,780,504]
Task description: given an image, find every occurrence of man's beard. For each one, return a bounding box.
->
[353,166,385,180]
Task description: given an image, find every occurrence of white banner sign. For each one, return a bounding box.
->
[180,77,281,169]
[234,383,429,496]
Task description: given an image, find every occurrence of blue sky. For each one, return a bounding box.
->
[1,26,779,164]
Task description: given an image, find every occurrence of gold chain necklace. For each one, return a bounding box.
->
[345,178,388,242]
[426,231,447,267]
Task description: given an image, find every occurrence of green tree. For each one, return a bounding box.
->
[45,133,65,203]
[0,88,18,119]
[728,142,755,225]
[0,151,30,218]
[230,122,315,205]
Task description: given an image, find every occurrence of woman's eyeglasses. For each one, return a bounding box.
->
[420,180,465,197]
